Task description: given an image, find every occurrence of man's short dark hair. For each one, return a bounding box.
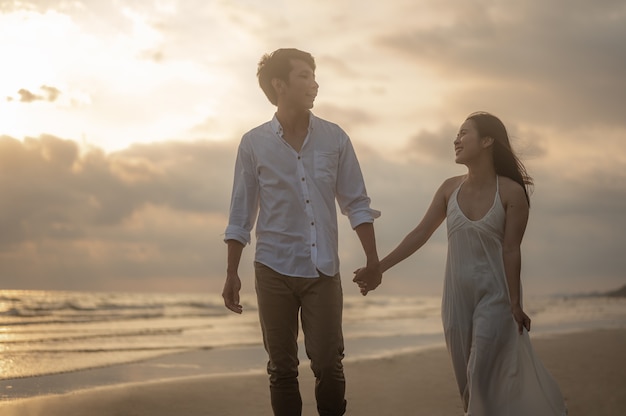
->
[257,48,316,105]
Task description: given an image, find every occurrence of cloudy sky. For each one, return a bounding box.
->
[1,0,624,297]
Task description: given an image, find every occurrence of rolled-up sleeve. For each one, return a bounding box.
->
[224,138,259,245]
[335,136,381,229]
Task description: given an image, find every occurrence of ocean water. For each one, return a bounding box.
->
[0,290,624,386]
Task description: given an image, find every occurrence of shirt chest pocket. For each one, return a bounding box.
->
[314,150,339,183]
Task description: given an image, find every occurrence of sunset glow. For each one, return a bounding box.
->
[1,0,624,296]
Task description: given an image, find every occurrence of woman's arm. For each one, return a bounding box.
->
[354,178,457,294]
[380,181,450,272]
[501,179,531,333]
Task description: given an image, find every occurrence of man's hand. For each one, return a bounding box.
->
[222,273,243,314]
[352,265,382,296]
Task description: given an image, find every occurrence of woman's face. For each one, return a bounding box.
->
[453,119,485,164]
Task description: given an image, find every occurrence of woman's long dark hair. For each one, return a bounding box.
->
[466,112,533,206]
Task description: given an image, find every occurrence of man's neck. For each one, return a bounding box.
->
[275,107,310,134]
[275,107,310,153]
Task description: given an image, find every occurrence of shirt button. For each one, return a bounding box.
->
[298,156,301,160]
[301,177,305,181]
[306,200,310,203]
[312,243,316,247]
[311,222,314,226]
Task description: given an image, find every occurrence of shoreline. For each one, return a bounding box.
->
[0,328,624,415]
[0,334,448,401]
[0,325,590,402]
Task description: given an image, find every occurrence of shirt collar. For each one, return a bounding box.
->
[271,111,315,136]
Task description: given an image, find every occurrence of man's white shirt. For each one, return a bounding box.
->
[224,113,380,278]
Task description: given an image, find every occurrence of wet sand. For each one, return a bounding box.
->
[0,329,624,415]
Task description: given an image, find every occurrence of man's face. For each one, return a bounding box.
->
[281,59,319,110]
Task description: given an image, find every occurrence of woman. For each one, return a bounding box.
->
[354,112,567,415]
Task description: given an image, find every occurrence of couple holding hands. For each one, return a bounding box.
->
[222,48,566,416]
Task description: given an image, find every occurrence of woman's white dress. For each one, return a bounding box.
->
[442,178,567,415]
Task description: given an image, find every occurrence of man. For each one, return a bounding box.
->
[222,48,381,416]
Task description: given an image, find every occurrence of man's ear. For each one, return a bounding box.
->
[482,136,494,148]
[271,78,285,95]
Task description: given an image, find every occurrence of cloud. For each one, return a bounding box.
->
[314,103,377,133]
[405,123,458,162]
[17,88,38,102]
[1,0,623,296]
[0,135,237,291]
[0,130,624,295]
[40,85,61,101]
[1,134,235,237]
[521,163,626,292]
[377,0,626,127]
[12,85,61,103]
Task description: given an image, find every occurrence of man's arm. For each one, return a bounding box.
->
[332,133,381,291]
[334,134,381,228]
[353,222,382,292]
[222,138,258,314]
[223,239,245,314]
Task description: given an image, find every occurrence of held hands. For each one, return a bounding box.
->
[222,273,243,314]
[352,264,382,296]
[511,304,531,334]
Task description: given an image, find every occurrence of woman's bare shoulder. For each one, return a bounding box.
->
[442,175,466,190]
[498,176,525,192]
[498,176,528,205]
[438,175,466,199]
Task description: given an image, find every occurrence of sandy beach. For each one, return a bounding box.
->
[1,328,624,416]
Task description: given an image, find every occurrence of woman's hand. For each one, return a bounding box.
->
[352,265,382,296]
[511,304,531,334]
